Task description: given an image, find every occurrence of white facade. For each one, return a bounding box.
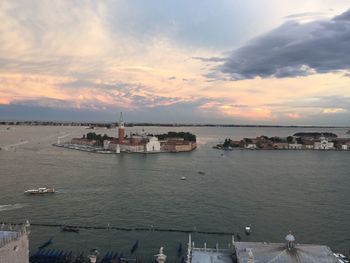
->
[103,140,110,150]
[289,143,303,149]
[146,137,161,152]
[304,144,314,150]
[314,137,334,150]
[245,144,257,149]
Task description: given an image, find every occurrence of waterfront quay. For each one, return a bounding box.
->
[1,223,349,263]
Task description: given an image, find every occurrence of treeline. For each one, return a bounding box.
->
[293,132,337,138]
[222,135,295,148]
[155,132,196,142]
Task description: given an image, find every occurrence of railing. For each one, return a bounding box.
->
[1,221,236,236]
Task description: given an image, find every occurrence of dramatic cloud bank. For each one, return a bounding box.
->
[1,1,350,125]
[221,9,350,79]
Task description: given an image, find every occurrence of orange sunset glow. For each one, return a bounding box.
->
[1,1,350,124]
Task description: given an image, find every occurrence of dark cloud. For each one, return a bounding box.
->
[192,56,226,62]
[13,98,74,109]
[0,97,229,123]
[284,12,326,19]
[220,9,350,80]
[265,95,350,111]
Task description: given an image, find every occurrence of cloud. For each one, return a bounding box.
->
[192,56,226,62]
[284,12,326,19]
[220,9,350,80]
[277,95,350,111]
[286,113,301,119]
[322,108,347,114]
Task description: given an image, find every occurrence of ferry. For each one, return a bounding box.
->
[24,188,55,195]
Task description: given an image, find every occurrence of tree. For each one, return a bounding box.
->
[286,136,294,143]
[223,139,231,148]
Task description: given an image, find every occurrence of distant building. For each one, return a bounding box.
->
[188,233,339,263]
[103,140,110,150]
[289,143,303,149]
[118,112,125,143]
[0,223,29,263]
[71,138,97,146]
[146,137,161,152]
[273,142,289,149]
[314,136,334,150]
[303,140,314,150]
[334,138,350,150]
[161,139,196,152]
[245,144,257,150]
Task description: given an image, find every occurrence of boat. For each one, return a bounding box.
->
[24,188,55,195]
[181,177,186,180]
[61,225,79,233]
[245,225,252,235]
[333,253,349,263]
[38,238,53,249]
[198,171,205,175]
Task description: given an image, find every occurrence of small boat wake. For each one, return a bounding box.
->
[0,203,25,212]
[2,140,29,151]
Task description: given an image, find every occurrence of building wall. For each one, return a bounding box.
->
[0,233,29,263]
[303,144,314,150]
[146,137,161,152]
[289,143,302,149]
[118,128,125,142]
[103,140,110,150]
[245,144,257,149]
[71,138,96,146]
[314,140,334,150]
[174,144,196,152]
[120,144,145,152]
[273,143,289,149]
[162,142,196,152]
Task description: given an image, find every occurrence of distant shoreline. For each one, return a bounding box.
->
[1,121,349,129]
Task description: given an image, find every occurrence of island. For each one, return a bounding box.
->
[55,130,196,154]
[214,132,350,151]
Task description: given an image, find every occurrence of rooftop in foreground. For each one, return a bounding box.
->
[188,233,340,263]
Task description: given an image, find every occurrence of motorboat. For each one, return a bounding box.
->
[24,188,55,195]
[245,225,252,235]
[61,225,79,233]
[181,177,187,180]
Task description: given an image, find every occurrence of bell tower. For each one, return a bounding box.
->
[118,112,125,143]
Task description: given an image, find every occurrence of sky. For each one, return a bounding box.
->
[1,0,350,125]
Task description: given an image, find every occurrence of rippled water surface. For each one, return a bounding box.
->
[0,125,349,257]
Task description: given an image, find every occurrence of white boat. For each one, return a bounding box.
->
[245,225,252,235]
[24,188,55,195]
[181,177,187,180]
